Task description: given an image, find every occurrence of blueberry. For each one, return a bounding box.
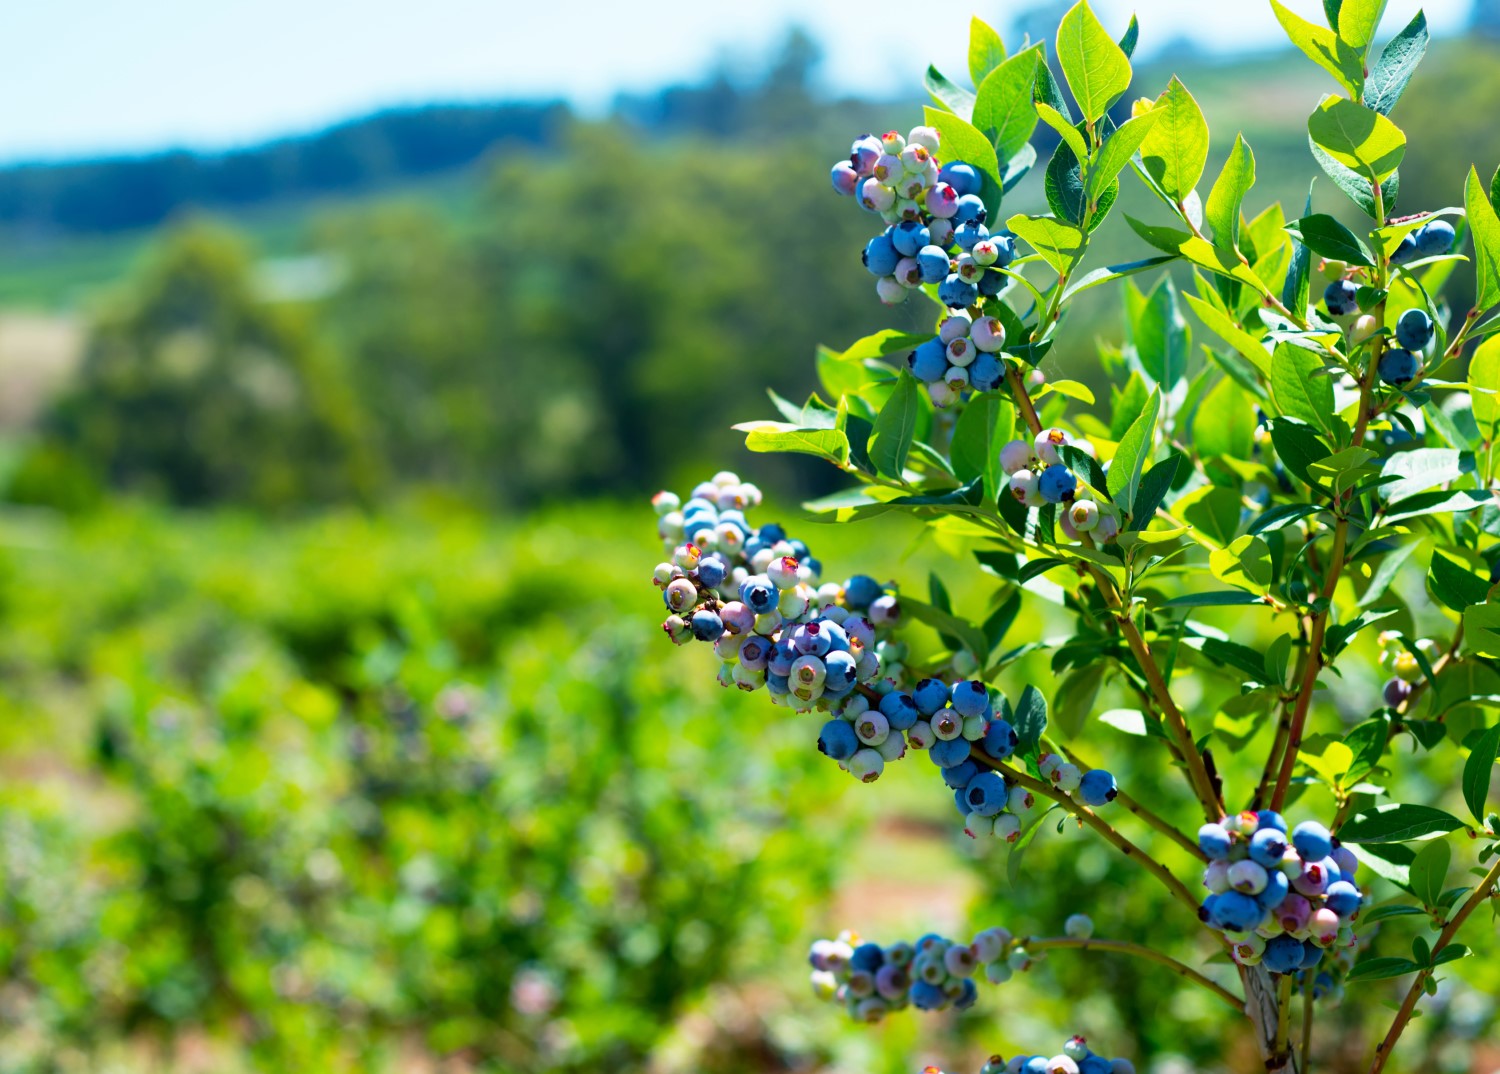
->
[863,232,901,277]
[825,650,859,691]
[952,194,988,226]
[942,757,980,790]
[1416,220,1456,257]
[1383,677,1413,707]
[938,161,982,197]
[1298,940,1324,969]
[1395,308,1434,350]
[930,735,972,768]
[892,220,931,257]
[878,690,920,730]
[912,678,951,715]
[1256,869,1290,910]
[1198,823,1232,860]
[1256,810,1287,833]
[938,273,979,309]
[1228,859,1269,895]
[981,718,1018,760]
[690,608,724,642]
[850,134,882,176]
[965,770,1008,815]
[950,680,989,718]
[978,267,1006,297]
[818,719,859,761]
[1325,880,1361,916]
[954,222,990,251]
[1390,232,1420,265]
[1377,346,1420,385]
[915,245,951,284]
[842,575,883,611]
[1037,464,1077,504]
[928,217,956,248]
[1292,820,1333,861]
[1249,827,1288,867]
[1263,935,1304,974]
[857,178,896,213]
[848,748,885,782]
[1323,278,1359,317]
[970,352,1003,391]
[909,980,946,1010]
[868,594,900,626]
[926,182,960,219]
[1078,768,1117,806]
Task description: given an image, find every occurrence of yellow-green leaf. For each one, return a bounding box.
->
[1467,165,1500,314]
[1056,0,1132,124]
[1307,96,1406,186]
[1271,0,1365,98]
[1138,76,1208,203]
[1210,534,1273,592]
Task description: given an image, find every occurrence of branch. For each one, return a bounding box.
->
[1021,935,1243,1011]
[1368,856,1500,1074]
[1056,742,1206,860]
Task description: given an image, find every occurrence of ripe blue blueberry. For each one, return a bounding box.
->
[950,680,989,718]
[696,557,727,589]
[1391,232,1420,265]
[930,735,972,768]
[1323,279,1359,317]
[1256,810,1287,832]
[981,718,1018,760]
[977,267,1005,297]
[952,194,988,226]
[1249,827,1288,867]
[1037,464,1077,504]
[912,678,951,715]
[690,608,724,642]
[1199,823,1232,860]
[1416,220,1456,257]
[1324,880,1361,916]
[850,942,884,972]
[942,757,980,790]
[1257,869,1290,910]
[1262,935,1304,974]
[892,220,931,257]
[938,274,979,309]
[965,771,1008,816]
[969,352,1003,391]
[1395,308,1434,350]
[740,576,779,613]
[1291,821,1333,861]
[825,650,859,692]
[842,575,882,611]
[831,160,860,195]
[863,232,901,277]
[879,690,921,730]
[916,245,951,284]
[1214,891,1263,932]
[818,719,859,761]
[954,222,990,251]
[1378,347,1420,386]
[1078,768,1117,806]
[938,161,982,197]
[908,339,949,382]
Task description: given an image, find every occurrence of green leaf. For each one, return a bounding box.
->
[1181,485,1244,546]
[1184,294,1273,377]
[1462,723,1500,826]
[1160,591,1266,609]
[1125,217,1272,296]
[1107,387,1160,505]
[1466,166,1500,314]
[1204,134,1256,250]
[1271,344,1336,434]
[1268,418,1332,487]
[1308,138,1396,220]
[902,596,988,660]
[1430,551,1492,613]
[1055,0,1132,124]
[1062,255,1179,302]
[1194,378,1256,460]
[1270,0,1364,98]
[839,329,934,363]
[1380,448,1471,503]
[1363,9,1428,115]
[1099,708,1148,735]
[1492,165,1500,219]
[1384,489,1490,523]
[1119,14,1140,58]
[1347,957,1421,982]
[733,422,850,466]
[968,16,1007,87]
[951,394,1015,504]
[1410,839,1451,907]
[925,65,975,119]
[1138,76,1208,204]
[1134,278,1190,390]
[1007,215,1087,275]
[1339,804,1466,843]
[1036,102,1091,164]
[1308,97,1406,186]
[1470,335,1500,433]
[974,46,1045,163]
[1284,213,1375,267]
[1209,534,1273,592]
[868,374,919,478]
[1284,181,1316,315]
[1337,0,1388,54]
[1088,111,1160,200]
[1129,454,1182,530]
[1013,684,1048,756]
[1054,664,1105,738]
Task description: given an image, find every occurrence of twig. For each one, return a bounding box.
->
[1021,935,1242,1011]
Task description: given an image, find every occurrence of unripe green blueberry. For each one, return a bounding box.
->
[993,813,1022,842]
[1349,314,1379,343]
[848,749,884,782]
[984,959,1013,984]
[965,812,996,837]
[1064,913,1094,939]
[875,730,907,761]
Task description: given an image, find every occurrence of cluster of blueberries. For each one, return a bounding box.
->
[1003,430,1126,542]
[808,925,1026,1021]
[1377,631,1440,709]
[906,310,1007,407]
[927,1035,1137,1074]
[1321,219,1454,388]
[831,127,1018,310]
[653,474,907,714]
[1197,812,1366,975]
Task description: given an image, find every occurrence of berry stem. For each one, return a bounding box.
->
[1272,971,1293,1065]
[983,757,1203,915]
[1367,856,1500,1074]
[1299,969,1314,1073]
[1005,359,1044,435]
[1055,742,1206,860]
[1021,935,1242,1010]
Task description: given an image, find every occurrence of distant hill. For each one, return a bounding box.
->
[0,101,570,237]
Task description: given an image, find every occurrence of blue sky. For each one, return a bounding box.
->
[0,0,1471,163]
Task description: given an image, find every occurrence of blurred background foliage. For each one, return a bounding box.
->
[1,6,1500,1072]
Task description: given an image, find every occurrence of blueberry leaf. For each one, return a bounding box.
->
[968,16,1007,87]
[1270,344,1336,436]
[733,422,850,467]
[1012,683,1048,757]
[1283,180,1316,315]
[1138,76,1208,204]
[974,46,1046,164]
[1088,111,1160,201]
[1338,803,1466,843]
[1410,838,1451,907]
[868,373,920,479]
[1335,0,1386,55]
[1284,213,1375,267]
[1055,0,1132,124]
[1007,215,1087,276]
[1106,387,1159,506]
[1133,277,1190,390]
[1118,14,1140,58]
[1346,956,1421,982]
[1270,0,1364,98]
[1466,166,1500,314]
[1267,418,1331,488]
[925,65,975,120]
[1462,723,1500,826]
[1308,96,1405,187]
[1204,133,1256,250]
[1363,9,1429,116]
[1469,335,1500,435]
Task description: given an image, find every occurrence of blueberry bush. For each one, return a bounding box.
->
[649,5,1500,1072]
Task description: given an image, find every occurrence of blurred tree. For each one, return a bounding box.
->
[15,220,377,508]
